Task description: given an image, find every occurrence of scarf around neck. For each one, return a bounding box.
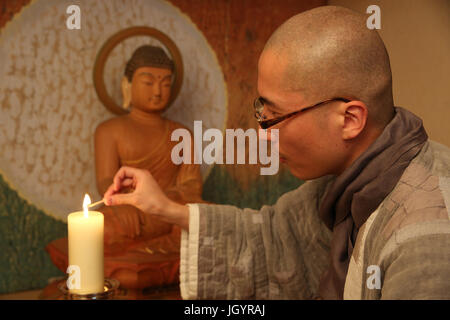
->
[317,107,428,299]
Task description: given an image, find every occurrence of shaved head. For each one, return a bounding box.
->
[263,6,394,127]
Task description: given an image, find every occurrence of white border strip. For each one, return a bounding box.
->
[180,203,200,299]
[439,176,450,219]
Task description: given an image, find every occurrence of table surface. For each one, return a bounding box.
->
[40,279,182,300]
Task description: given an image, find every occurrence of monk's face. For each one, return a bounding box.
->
[130,66,172,112]
[257,50,348,180]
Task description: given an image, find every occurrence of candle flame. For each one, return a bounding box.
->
[83,194,91,218]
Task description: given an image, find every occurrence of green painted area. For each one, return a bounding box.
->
[0,174,67,294]
[0,166,302,294]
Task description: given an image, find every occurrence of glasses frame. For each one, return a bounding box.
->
[254,97,351,129]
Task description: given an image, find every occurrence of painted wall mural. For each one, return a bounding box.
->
[0,0,226,222]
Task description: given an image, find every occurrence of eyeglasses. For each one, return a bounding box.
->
[253,97,351,129]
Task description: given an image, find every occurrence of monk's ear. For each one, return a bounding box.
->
[121,76,132,110]
[341,101,368,140]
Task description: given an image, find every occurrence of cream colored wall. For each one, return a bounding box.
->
[328,0,450,147]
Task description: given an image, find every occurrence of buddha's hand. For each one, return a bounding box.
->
[103,166,190,230]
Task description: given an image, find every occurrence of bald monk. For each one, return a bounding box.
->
[94,45,203,288]
[103,6,450,299]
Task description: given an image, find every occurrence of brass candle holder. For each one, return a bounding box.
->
[58,278,120,300]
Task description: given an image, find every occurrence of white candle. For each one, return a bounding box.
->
[67,194,104,294]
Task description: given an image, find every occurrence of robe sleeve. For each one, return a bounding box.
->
[180,176,334,299]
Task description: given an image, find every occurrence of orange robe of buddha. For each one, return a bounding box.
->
[99,117,203,288]
[101,119,203,254]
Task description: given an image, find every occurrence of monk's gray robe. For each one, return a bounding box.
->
[180,141,450,299]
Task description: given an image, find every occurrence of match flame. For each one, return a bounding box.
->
[83,194,91,218]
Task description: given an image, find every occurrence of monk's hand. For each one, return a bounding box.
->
[104,166,191,230]
[103,166,169,215]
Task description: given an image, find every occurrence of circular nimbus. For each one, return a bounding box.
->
[0,0,227,221]
[93,26,184,115]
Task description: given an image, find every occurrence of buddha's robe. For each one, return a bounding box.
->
[94,118,203,289]
[101,119,203,256]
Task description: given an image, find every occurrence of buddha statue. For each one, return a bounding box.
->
[46,45,203,292]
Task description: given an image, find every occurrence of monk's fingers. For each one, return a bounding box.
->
[113,166,139,191]
[121,178,135,189]
[108,192,134,207]
[103,183,117,204]
[104,181,134,206]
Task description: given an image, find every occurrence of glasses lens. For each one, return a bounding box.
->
[254,97,264,119]
[254,97,264,111]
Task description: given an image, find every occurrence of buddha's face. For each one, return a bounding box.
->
[130,66,172,112]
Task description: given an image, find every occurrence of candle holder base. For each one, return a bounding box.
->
[58,278,120,300]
